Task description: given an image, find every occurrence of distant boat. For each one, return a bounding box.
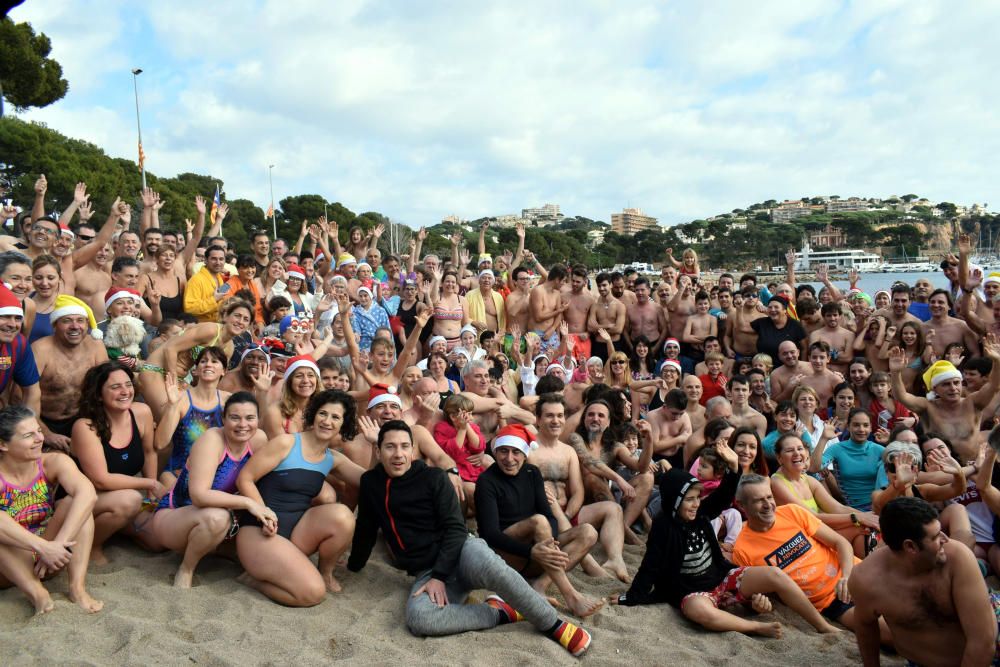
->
[791,240,884,272]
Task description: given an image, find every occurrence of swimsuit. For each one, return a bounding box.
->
[241,433,334,539]
[157,437,253,510]
[167,390,224,473]
[27,309,52,345]
[0,460,53,535]
[103,410,145,478]
[772,471,820,513]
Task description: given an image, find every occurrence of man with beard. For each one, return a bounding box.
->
[850,497,997,666]
[610,272,636,308]
[922,290,979,359]
[251,231,271,275]
[475,422,604,618]
[138,228,163,274]
[32,296,107,452]
[587,273,626,363]
[0,283,41,417]
[73,238,113,320]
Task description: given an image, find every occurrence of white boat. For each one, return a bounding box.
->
[793,240,884,272]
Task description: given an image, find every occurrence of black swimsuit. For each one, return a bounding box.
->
[102,410,144,477]
[151,277,184,321]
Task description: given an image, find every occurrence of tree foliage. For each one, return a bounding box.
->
[0,18,68,115]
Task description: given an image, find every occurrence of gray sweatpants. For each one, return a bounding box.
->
[405,537,560,637]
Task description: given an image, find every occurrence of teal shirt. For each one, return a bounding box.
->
[821,439,885,512]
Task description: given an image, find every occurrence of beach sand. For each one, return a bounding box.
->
[0,535,902,666]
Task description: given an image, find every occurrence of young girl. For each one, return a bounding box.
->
[867,371,915,434]
[432,394,485,513]
[457,324,486,361]
[693,447,743,547]
[611,441,838,637]
[880,321,932,388]
[612,421,660,531]
[666,247,700,277]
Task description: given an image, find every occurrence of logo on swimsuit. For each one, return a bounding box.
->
[764,531,812,569]
[0,356,10,371]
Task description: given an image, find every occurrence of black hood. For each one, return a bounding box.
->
[659,468,699,520]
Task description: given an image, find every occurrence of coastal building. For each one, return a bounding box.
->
[441,214,463,225]
[611,207,658,235]
[521,203,563,226]
[586,228,606,247]
[826,197,869,213]
[491,214,527,228]
[771,203,813,223]
[808,223,847,249]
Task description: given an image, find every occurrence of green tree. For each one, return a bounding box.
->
[901,194,919,203]
[0,18,68,115]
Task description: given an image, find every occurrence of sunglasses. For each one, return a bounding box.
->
[611,360,626,365]
[78,234,96,241]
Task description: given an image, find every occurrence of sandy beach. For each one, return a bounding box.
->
[0,532,904,666]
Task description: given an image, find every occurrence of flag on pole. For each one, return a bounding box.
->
[138,140,146,171]
[266,203,274,219]
[210,184,220,227]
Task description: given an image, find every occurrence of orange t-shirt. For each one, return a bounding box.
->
[732,504,853,611]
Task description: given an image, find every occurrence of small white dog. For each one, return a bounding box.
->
[103,315,147,358]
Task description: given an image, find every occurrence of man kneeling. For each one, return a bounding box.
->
[475,424,604,618]
[348,420,593,657]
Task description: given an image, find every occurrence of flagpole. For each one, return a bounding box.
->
[268,164,276,240]
[131,68,146,189]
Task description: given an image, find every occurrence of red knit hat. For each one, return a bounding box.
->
[286,263,306,282]
[283,354,319,381]
[493,424,537,456]
[367,383,401,410]
[0,283,23,318]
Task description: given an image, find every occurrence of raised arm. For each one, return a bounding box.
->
[205,202,228,239]
[58,182,87,229]
[477,222,487,256]
[785,248,797,290]
[31,174,46,223]
[180,196,207,268]
[814,264,844,303]
[70,197,126,269]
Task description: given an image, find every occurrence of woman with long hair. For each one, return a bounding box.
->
[430,270,469,351]
[149,392,268,587]
[71,361,161,564]
[0,405,103,613]
[236,390,363,606]
[259,355,320,439]
[139,299,253,422]
[256,257,286,301]
[139,246,186,322]
[155,347,231,486]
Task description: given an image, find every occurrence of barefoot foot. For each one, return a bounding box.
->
[750,621,783,638]
[30,590,55,615]
[89,549,109,567]
[567,594,605,618]
[68,588,104,613]
[603,559,632,583]
[624,526,642,546]
[173,567,195,589]
[322,571,342,594]
[582,556,612,579]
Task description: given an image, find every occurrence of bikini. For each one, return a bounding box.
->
[772,470,820,513]
[433,302,464,349]
[0,460,53,535]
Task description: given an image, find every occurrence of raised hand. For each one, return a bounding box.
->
[152,193,165,211]
[373,223,385,238]
[893,452,916,486]
[0,204,17,221]
[147,285,161,307]
[417,226,427,241]
[250,368,275,393]
[815,264,828,282]
[515,222,525,239]
[185,218,194,235]
[958,233,972,254]
[459,248,471,266]
[34,174,47,195]
[597,327,611,342]
[73,182,88,205]
[984,334,1000,360]
[164,372,181,406]
[358,416,380,444]
[666,247,674,257]
[785,248,796,266]
[887,346,907,373]
[194,195,207,215]
[78,200,94,221]
[450,231,462,247]
[217,203,229,221]
[141,187,156,207]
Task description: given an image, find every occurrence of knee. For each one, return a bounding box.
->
[405,600,436,637]
[531,514,553,538]
[330,503,357,531]
[199,509,232,537]
[581,523,599,547]
[103,491,142,517]
[295,577,327,608]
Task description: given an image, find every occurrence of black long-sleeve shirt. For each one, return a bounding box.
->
[348,460,468,581]
[474,463,558,560]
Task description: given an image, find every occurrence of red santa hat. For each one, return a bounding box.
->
[0,283,23,318]
[104,287,142,310]
[367,383,401,410]
[493,424,538,456]
[282,354,319,382]
[286,263,306,282]
[59,223,74,239]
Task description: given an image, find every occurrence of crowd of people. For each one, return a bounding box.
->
[1,175,999,664]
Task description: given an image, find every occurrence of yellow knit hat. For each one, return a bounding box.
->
[922,360,961,398]
[51,294,101,339]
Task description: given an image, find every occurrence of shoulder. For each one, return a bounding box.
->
[131,401,153,421]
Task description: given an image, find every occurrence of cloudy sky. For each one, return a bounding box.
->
[9,1,1000,227]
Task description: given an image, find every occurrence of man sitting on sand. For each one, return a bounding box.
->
[348,420,594,657]
[849,497,998,667]
[732,474,890,641]
[474,424,604,618]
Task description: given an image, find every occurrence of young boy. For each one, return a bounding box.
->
[799,341,843,406]
[610,441,839,637]
[694,448,743,547]
[682,291,718,366]
[809,302,853,376]
[698,352,729,407]
[694,337,734,377]
[612,422,664,531]
[867,371,915,434]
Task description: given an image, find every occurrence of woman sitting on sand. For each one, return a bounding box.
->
[138,299,253,422]
[71,361,162,565]
[148,392,270,588]
[0,405,103,614]
[235,390,364,606]
[259,355,322,439]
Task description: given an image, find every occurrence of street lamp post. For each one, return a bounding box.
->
[131,68,146,189]
[268,164,276,239]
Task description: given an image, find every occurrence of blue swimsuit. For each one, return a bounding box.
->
[158,437,253,510]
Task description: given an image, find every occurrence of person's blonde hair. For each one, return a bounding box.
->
[751,353,773,372]
[792,385,818,405]
[443,394,473,421]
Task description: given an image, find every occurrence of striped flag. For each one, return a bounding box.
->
[138,140,146,171]
[210,184,220,227]
[266,203,274,219]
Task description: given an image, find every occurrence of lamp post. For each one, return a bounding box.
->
[268,164,276,239]
[131,68,146,189]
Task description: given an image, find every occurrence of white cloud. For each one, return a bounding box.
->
[9,1,1000,229]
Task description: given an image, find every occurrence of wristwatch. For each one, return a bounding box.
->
[447,467,460,476]
[850,512,861,528]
